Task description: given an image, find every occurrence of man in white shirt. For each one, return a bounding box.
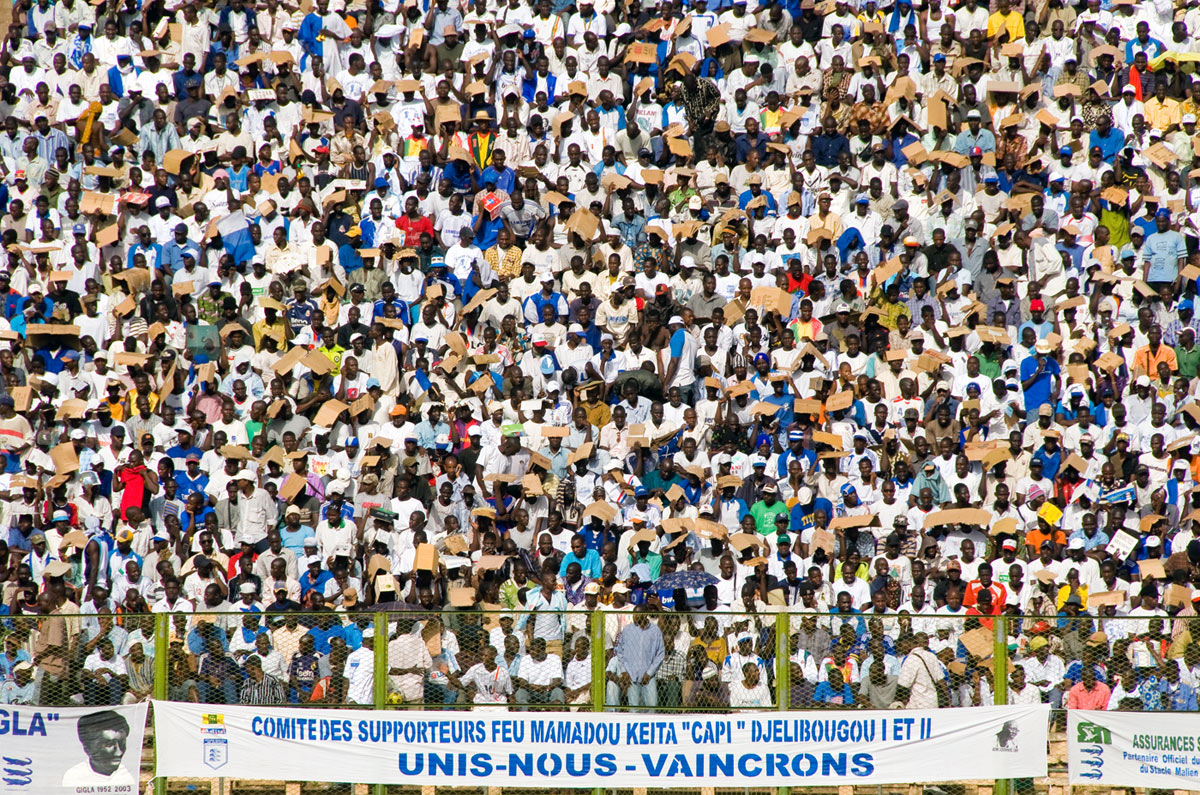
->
[343,627,377,704]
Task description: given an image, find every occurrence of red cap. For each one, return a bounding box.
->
[1029,299,1045,311]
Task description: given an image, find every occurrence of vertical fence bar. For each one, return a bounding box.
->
[153,611,169,795]
[775,612,791,795]
[590,609,605,711]
[373,611,389,795]
[591,610,606,795]
[993,614,1009,795]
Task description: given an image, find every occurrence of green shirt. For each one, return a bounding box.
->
[628,551,662,581]
[750,499,790,535]
[667,187,698,210]
[975,352,1002,381]
[1176,344,1200,378]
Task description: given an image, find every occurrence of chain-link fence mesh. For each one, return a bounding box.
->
[3,609,1197,792]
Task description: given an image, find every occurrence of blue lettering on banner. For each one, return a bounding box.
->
[390,751,876,780]
[0,710,54,736]
[399,753,620,778]
[155,703,1052,786]
[750,719,877,744]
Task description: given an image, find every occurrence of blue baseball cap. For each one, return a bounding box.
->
[634,486,649,497]
[1156,208,1171,219]
[1119,245,1137,260]
[366,378,380,389]
[932,53,946,62]
[72,223,86,235]
[1058,146,1073,156]
[374,177,388,188]
[1181,299,1194,311]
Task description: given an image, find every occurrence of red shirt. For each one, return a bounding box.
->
[395,213,434,244]
[117,465,149,519]
[787,272,813,294]
[963,580,1008,608]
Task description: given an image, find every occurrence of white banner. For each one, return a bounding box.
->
[153,701,1048,787]
[0,703,148,794]
[1069,710,1200,787]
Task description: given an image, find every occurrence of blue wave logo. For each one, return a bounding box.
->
[2,756,32,787]
[1078,745,1104,779]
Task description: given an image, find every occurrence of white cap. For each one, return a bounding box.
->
[1135,375,1152,387]
[239,582,257,594]
[304,554,323,567]
[1067,537,1085,550]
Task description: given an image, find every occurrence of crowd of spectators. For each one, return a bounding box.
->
[0,0,1199,718]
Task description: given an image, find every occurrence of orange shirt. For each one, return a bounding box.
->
[1025,527,1065,553]
[1133,343,1178,377]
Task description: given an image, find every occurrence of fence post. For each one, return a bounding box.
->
[373,611,389,795]
[590,608,605,712]
[993,614,1009,795]
[153,611,169,795]
[590,610,606,795]
[775,612,790,795]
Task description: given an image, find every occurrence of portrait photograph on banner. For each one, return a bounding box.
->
[0,703,148,794]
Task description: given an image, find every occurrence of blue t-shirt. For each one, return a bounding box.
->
[306,623,346,655]
[175,472,209,499]
[790,497,833,533]
[558,549,602,579]
[299,570,333,598]
[279,525,312,556]
[1018,355,1060,411]
[1031,446,1062,480]
[1145,229,1187,283]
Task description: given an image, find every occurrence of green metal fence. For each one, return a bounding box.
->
[3,608,1189,793]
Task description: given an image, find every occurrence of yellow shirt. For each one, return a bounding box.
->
[986,10,1025,42]
[1143,97,1181,132]
[806,210,844,240]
